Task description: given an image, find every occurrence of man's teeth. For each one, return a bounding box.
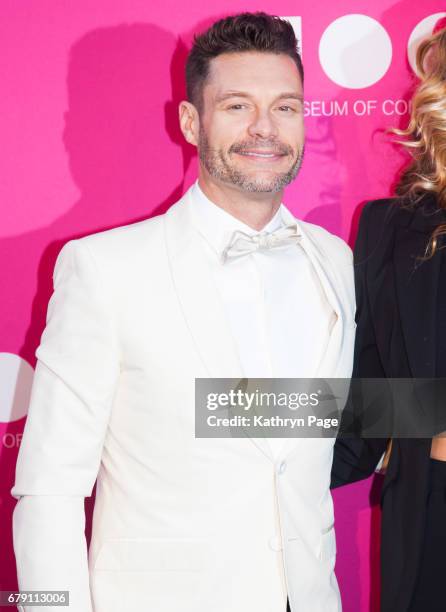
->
[239,152,277,157]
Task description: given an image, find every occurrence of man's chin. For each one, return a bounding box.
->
[233,180,287,193]
[227,170,296,193]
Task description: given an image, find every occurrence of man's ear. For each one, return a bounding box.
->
[179,101,200,147]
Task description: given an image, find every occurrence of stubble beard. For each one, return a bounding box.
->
[198,127,304,193]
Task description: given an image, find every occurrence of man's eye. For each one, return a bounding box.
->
[278,106,295,112]
[228,104,245,110]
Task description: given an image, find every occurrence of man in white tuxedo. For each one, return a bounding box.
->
[11,11,355,612]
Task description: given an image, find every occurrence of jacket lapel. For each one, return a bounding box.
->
[276,209,352,461]
[300,230,344,378]
[163,188,273,461]
[281,207,347,378]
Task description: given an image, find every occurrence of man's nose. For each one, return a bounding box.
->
[247,110,279,139]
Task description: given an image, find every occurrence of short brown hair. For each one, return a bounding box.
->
[186,12,303,114]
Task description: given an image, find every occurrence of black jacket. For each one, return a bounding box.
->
[331,194,446,612]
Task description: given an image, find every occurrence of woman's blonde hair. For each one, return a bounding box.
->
[393,26,446,258]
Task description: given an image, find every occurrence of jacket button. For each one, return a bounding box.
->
[269,535,283,551]
[278,461,287,475]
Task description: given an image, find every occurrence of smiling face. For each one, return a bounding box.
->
[197,51,304,193]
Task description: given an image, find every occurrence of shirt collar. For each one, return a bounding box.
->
[189,179,285,257]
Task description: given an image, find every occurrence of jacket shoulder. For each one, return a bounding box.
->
[74,191,190,259]
[360,197,401,224]
[355,197,405,255]
[77,213,165,254]
[53,213,168,287]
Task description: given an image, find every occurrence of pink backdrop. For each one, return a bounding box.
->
[1,2,444,609]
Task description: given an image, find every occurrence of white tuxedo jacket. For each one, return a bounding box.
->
[12,185,355,612]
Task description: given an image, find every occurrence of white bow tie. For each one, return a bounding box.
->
[221,223,302,264]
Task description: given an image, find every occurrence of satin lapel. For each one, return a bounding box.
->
[393,221,440,378]
[276,210,348,461]
[284,210,346,378]
[301,233,344,378]
[163,188,273,461]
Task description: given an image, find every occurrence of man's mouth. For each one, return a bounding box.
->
[236,150,286,160]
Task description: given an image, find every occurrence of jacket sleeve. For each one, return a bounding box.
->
[11,238,120,611]
[331,202,388,488]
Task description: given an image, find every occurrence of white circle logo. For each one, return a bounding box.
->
[408,13,446,75]
[319,14,392,89]
[0,352,34,423]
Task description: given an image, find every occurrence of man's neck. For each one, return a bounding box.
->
[197,175,282,231]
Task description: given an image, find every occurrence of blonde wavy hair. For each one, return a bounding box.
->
[393,26,446,258]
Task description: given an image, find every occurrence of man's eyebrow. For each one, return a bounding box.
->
[215,91,304,103]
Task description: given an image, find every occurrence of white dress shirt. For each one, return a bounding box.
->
[189,180,335,457]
